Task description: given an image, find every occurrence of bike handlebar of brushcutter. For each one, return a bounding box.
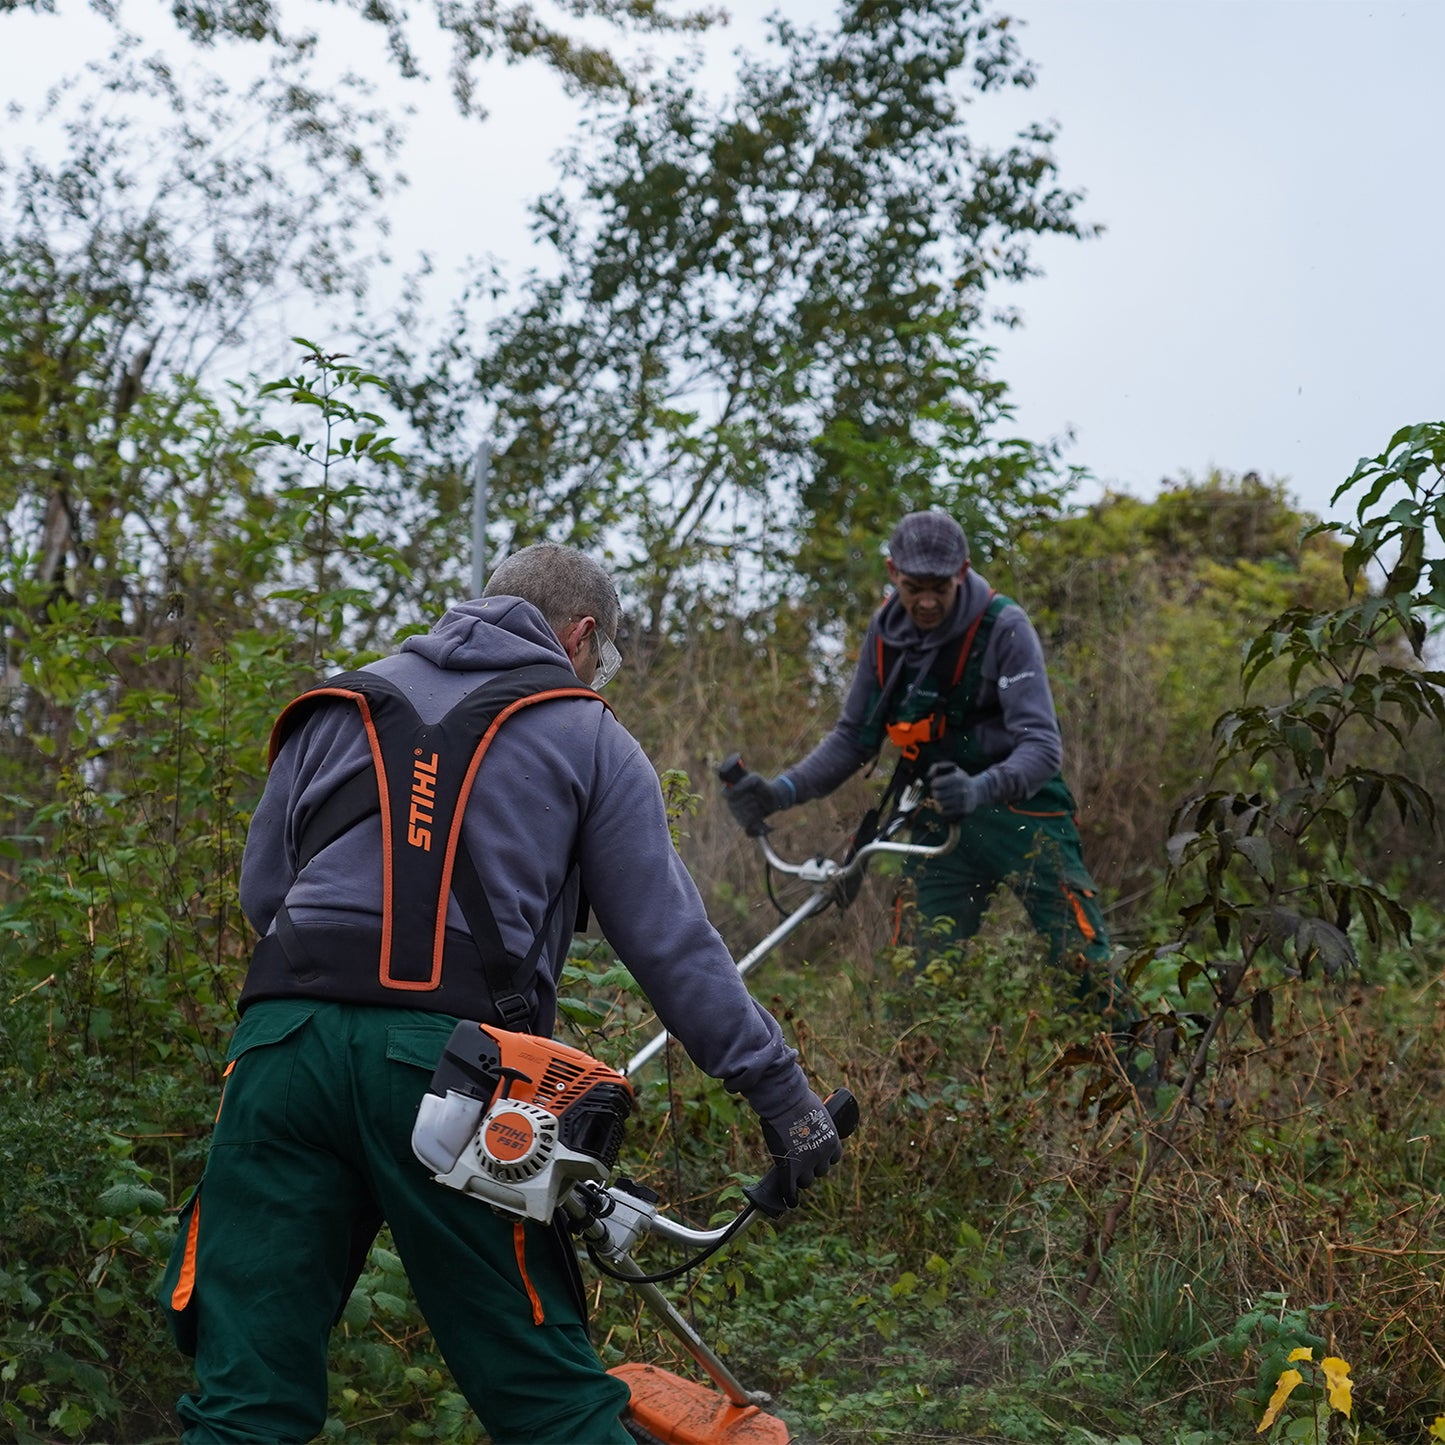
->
[754,810,960,888]
[565,1089,862,1266]
[717,753,961,875]
[718,751,749,788]
[615,758,960,1080]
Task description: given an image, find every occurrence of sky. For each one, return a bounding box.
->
[3,0,1442,527]
[968,1,1445,525]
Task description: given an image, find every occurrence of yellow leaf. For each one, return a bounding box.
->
[1321,1356,1352,1417]
[1429,1415,1445,1441]
[1286,1346,1314,1364]
[1258,1368,1304,1433]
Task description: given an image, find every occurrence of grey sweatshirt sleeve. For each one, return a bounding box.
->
[578,726,816,1123]
[973,604,1065,805]
[238,705,374,937]
[777,631,879,804]
[239,760,292,938]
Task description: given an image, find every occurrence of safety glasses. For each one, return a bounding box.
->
[593,633,623,690]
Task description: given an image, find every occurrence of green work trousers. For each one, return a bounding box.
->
[160,999,631,1444]
[907,798,1123,1017]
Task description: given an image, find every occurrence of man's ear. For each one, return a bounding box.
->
[561,615,596,666]
[885,558,901,586]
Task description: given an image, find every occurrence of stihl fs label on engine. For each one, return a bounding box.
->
[484,1112,536,1162]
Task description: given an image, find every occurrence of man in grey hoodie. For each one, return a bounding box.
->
[725,512,1118,1014]
[161,543,841,1444]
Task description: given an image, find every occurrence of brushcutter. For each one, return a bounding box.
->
[622,754,960,1080]
[412,1019,860,1444]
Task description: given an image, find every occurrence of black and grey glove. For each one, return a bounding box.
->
[724,772,795,836]
[760,1089,843,1210]
[926,761,988,821]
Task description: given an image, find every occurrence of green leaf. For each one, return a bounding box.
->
[95,1182,167,1218]
[1294,917,1356,979]
[1234,835,1275,886]
[1250,989,1275,1043]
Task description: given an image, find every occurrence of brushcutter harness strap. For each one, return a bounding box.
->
[238,665,610,1026]
[862,593,1010,771]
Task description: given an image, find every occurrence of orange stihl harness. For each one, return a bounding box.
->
[879,591,998,760]
[242,663,608,1028]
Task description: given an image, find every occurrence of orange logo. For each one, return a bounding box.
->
[484,1111,537,1162]
[407,750,438,850]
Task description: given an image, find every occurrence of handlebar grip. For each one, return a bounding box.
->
[718,752,747,787]
[744,1088,860,1220]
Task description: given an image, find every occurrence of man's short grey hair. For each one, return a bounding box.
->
[483,543,621,641]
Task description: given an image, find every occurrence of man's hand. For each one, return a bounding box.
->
[724,772,794,836]
[760,1090,843,1210]
[926,761,987,821]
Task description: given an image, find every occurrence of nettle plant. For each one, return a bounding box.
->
[254,341,415,666]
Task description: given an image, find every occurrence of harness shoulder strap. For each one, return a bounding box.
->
[872,590,1000,694]
[876,592,1001,760]
[943,592,1010,720]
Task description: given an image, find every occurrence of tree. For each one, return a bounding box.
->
[0,49,417,1087]
[1163,428,1445,992]
[1,0,717,114]
[0,42,407,675]
[382,0,1091,644]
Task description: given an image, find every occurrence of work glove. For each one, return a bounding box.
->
[926,761,988,821]
[760,1089,843,1210]
[725,772,795,837]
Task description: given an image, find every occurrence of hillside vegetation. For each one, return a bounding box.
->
[2,357,1443,1440]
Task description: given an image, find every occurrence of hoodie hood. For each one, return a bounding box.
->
[400,596,573,674]
[876,566,991,665]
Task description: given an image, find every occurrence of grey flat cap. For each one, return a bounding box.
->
[887,512,970,577]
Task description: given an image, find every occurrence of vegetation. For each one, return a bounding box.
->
[3,0,1444,1441]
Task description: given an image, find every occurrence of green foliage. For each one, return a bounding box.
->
[1192,1292,1330,1412]
[1009,470,1352,896]
[3,0,1444,1431]
[1149,427,1444,1033]
[254,342,414,664]
[1170,425,1445,955]
[0,1067,198,1443]
[1042,425,1445,1331]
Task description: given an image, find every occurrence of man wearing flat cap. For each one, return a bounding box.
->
[724,510,1118,1016]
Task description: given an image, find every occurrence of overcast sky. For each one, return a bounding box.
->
[4,0,1441,527]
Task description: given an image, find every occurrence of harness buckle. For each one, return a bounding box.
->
[495,992,532,1032]
[886,714,945,761]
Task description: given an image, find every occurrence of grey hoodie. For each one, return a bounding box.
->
[782,568,1065,807]
[240,595,813,1121]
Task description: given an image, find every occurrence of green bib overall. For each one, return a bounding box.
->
[862,597,1117,1012]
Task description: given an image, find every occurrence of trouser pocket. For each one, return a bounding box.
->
[158,1185,202,1357]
